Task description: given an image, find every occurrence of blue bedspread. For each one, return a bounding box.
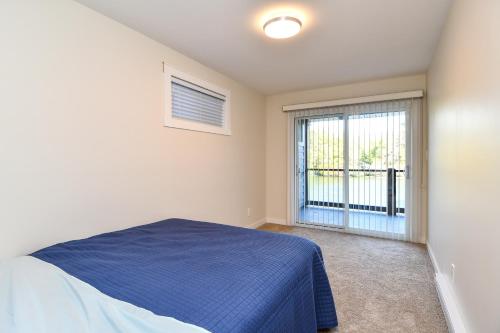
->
[32,219,338,332]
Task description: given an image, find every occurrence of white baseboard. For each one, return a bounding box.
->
[427,243,439,275]
[264,217,287,225]
[427,244,467,333]
[245,217,288,229]
[245,218,267,229]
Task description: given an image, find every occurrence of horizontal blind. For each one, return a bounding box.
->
[171,77,225,127]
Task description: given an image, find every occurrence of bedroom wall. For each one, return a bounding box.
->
[0,0,266,259]
[265,74,427,226]
[427,0,500,332]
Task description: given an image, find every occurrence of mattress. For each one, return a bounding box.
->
[31,218,338,332]
[0,256,209,333]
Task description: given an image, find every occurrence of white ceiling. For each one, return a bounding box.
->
[75,0,452,95]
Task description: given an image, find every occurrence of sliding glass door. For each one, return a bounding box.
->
[346,111,407,236]
[294,106,410,239]
[296,115,346,227]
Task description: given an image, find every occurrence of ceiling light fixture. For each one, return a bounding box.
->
[263,16,302,39]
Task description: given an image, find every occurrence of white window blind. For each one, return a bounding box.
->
[171,77,225,127]
[288,98,424,242]
[164,66,231,135]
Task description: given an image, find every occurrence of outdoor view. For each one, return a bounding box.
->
[306,112,406,210]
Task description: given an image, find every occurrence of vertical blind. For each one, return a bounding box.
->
[171,76,226,127]
[290,98,423,242]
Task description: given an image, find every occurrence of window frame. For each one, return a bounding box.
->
[164,65,231,136]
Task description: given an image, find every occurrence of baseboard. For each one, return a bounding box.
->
[245,218,267,229]
[427,244,467,333]
[245,217,288,229]
[427,243,439,275]
[264,217,287,225]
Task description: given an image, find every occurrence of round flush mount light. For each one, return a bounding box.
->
[263,16,302,39]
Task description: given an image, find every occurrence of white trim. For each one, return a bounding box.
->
[265,217,288,225]
[245,218,267,229]
[286,113,296,226]
[427,243,439,276]
[342,112,349,228]
[427,244,468,333]
[282,90,424,112]
[245,218,287,229]
[164,65,231,136]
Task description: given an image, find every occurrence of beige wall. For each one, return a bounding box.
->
[427,0,500,332]
[265,74,427,225]
[0,0,265,259]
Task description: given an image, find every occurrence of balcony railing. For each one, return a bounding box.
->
[305,167,405,215]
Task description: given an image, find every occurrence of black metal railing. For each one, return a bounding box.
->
[305,167,405,215]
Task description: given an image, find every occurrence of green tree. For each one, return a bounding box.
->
[359,145,380,169]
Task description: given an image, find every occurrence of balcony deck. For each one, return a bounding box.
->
[299,205,406,235]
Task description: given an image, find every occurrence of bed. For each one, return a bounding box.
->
[5,219,338,332]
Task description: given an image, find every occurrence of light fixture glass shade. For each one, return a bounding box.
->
[263,16,302,39]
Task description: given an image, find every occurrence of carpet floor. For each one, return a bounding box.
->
[258,223,448,333]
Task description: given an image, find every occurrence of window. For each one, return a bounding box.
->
[164,66,231,135]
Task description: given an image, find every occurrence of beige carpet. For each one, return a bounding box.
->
[258,224,448,333]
